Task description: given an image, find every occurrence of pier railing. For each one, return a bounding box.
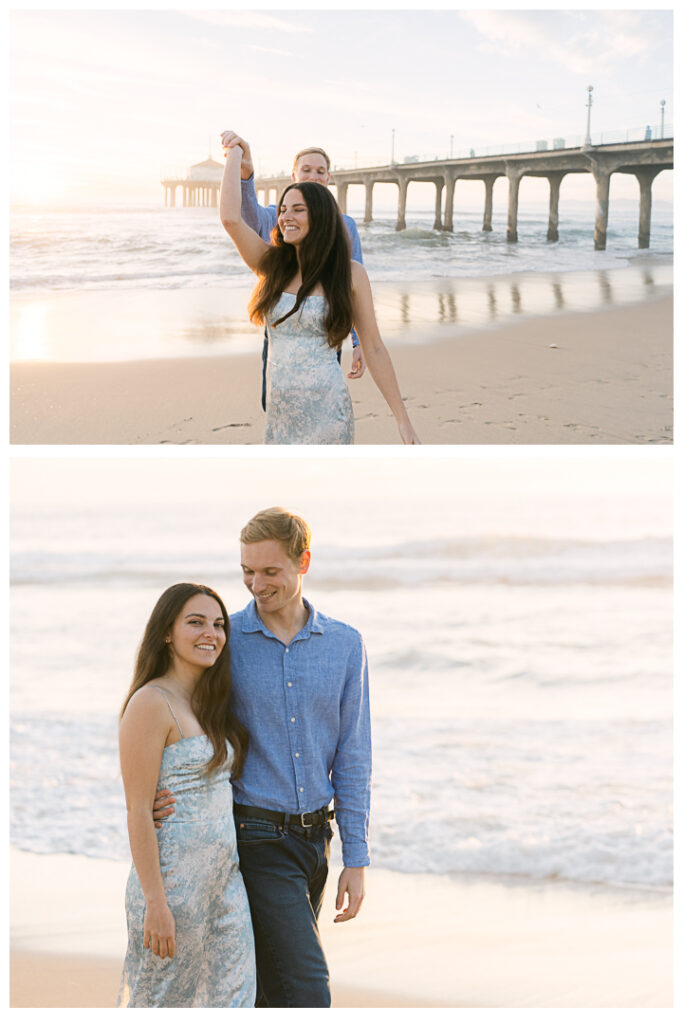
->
[332,124,673,170]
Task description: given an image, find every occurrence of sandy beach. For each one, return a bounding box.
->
[10,293,672,445]
[9,848,672,1008]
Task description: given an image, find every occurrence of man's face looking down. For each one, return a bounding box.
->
[240,539,311,617]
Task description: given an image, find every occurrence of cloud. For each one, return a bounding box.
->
[459,9,658,77]
[181,11,313,35]
[248,45,295,58]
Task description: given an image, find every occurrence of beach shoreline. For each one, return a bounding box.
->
[10,294,673,444]
[9,848,672,1008]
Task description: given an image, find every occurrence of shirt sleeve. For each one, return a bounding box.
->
[344,214,363,263]
[342,216,363,346]
[331,632,371,867]
[241,174,277,242]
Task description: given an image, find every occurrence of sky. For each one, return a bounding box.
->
[9,7,674,208]
[9,449,674,543]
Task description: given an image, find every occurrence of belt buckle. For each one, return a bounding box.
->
[299,811,314,828]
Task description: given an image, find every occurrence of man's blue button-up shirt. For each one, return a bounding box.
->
[241,174,363,262]
[229,598,371,868]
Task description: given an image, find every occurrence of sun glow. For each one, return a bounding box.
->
[11,167,71,209]
[12,302,50,362]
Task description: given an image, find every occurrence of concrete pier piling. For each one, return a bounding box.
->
[546,172,566,242]
[506,168,522,243]
[635,168,659,249]
[363,177,374,224]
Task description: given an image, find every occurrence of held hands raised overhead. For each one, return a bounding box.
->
[221,130,254,180]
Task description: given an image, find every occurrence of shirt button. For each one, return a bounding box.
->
[285,647,289,653]
[295,752,300,758]
[299,787,304,793]
[287,682,293,687]
[290,717,295,723]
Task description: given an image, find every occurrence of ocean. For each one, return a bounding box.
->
[9,456,673,893]
[9,201,673,363]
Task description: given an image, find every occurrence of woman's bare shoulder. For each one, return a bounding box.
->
[122,682,169,720]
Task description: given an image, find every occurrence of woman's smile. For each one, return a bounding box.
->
[167,594,226,670]
[278,189,309,244]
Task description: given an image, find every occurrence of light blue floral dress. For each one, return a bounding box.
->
[118,698,256,1008]
[264,292,354,444]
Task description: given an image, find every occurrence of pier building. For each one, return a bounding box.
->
[162,157,223,208]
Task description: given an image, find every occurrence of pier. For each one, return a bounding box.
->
[254,137,673,250]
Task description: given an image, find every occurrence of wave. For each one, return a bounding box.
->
[10,535,672,588]
[11,265,246,292]
[10,205,673,295]
[10,712,672,890]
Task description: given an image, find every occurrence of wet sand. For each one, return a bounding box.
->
[10,849,672,1008]
[10,294,673,444]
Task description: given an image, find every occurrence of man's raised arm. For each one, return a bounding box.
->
[221,130,277,242]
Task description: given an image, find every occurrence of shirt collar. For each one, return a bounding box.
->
[241,597,324,640]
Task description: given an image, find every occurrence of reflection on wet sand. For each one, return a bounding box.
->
[598,272,614,305]
[487,285,497,320]
[10,262,672,365]
[383,264,671,339]
[437,292,457,323]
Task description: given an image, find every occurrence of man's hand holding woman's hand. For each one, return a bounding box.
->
[220,131,254,180]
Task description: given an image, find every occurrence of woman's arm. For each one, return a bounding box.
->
[219,146,270,273]
[119,687,176,959]
[220,131,279,241]
[350,263,420,444]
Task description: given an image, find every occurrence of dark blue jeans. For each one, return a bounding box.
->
[235,813,333,1008]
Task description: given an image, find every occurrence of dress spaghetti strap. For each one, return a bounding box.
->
[149,684,185,739]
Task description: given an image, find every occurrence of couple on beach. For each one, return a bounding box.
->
[220,129,419,445]
[118,507,370,1008]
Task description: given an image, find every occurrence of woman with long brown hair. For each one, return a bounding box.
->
[118,583,256,1007]
[220,145,420,444]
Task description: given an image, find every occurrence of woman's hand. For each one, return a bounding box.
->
[144,898,176,959]
[399,420,421,445]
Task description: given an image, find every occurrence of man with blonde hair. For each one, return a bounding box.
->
[155,507,371,1007]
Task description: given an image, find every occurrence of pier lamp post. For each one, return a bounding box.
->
[660,100,666,139]
[584,85,594,147]
[450,134,454,158]
[391,128,396,166]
